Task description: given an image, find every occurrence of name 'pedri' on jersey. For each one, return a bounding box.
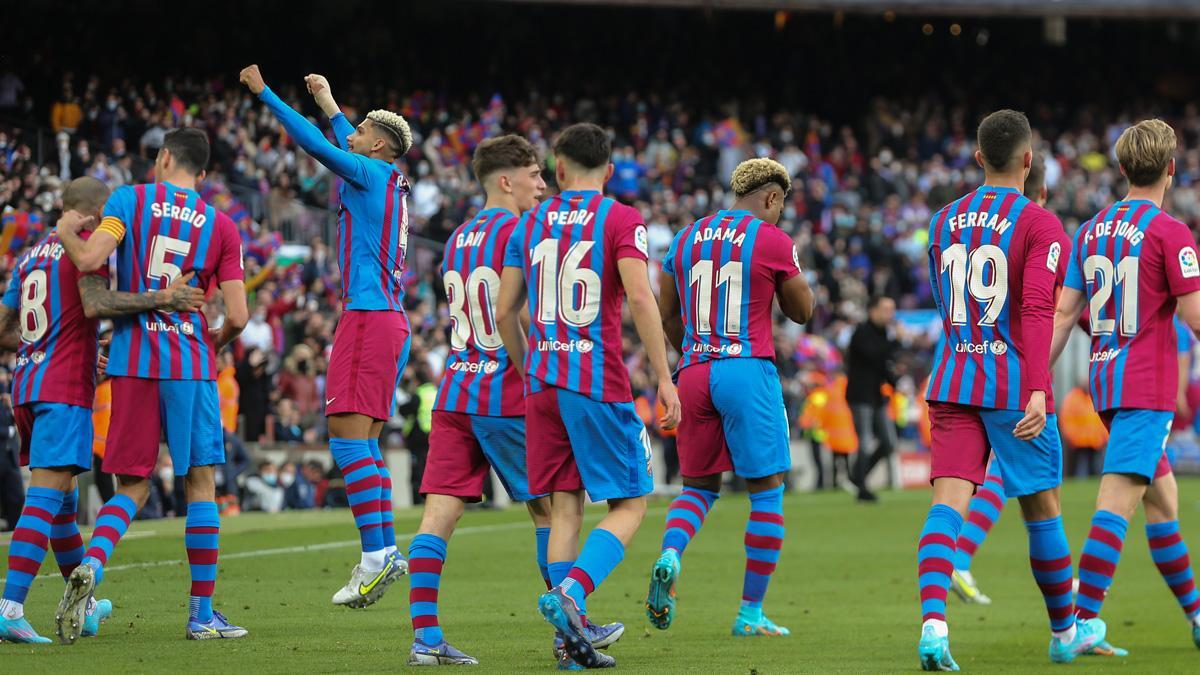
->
[926,186,1066,412]
[97,182,244,381]
[434,207,525,417]
[503,189,649,403]
[2,230,105,408]
[1065,200,1200,412]
[662,209,801,370]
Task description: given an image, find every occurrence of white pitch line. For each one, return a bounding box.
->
[0,508,665,584]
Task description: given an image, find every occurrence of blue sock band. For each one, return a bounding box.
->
[535,527,551,588]
[564,529,625,611]
[3,486,65,603]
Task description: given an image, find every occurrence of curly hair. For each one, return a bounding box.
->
[366,109,414,157]
[730,157,791,198]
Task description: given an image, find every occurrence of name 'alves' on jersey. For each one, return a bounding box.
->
[2,230,105,407]
[434,207,525,417]
[926,186,1067,411]
[663,209,801,370]
[503,189,649,403]
[98,182,244,380]
[1066,200,1200,412]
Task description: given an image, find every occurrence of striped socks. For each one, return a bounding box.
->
[953,470,1005,572]
[331,438,386,568]
[562,529,625,612]
[741,486,785,614]
[50,487,86,580]
[1146,521,1200,621]
[368,438,397,555]
[535,527,551,589]
[82,493,139,585]
[1026,516,1076,634]
[662,487,719,557]
[409,533,447,646]
[185,501,220,623]
[2,486,65,612]
[1076,510,1128,620]
[918,503,963,623]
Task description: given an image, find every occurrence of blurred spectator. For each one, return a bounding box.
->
[1060,380,1108,478]
[274,398,306,443]
[278,344,320,421]
[396,364,436,503]
[846,296,899,502]
[241,303,274,353]
[244,461,286,513]
[237,349,272,442]
[285,461,317,509]
[0,392,23,530]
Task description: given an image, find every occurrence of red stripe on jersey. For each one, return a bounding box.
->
[168,188,190,380]
[146,183,168,378]
[987,191,1019,407]
[342,208,353,304]
[929,196,972,396]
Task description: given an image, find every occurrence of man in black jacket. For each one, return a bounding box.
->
[847,296,899,502]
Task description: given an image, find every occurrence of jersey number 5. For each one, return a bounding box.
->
[148,234,193,285]
[940,243,1009,326]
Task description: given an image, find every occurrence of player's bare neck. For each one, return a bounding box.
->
[158,170,198,192]
[980,173,1024,193]
[1124,184,1166,208]
[483,193,520,216]
[731,198,766,221]
[560,179,605,194]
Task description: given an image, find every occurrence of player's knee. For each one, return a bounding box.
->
[746,473,785,493]
[1017,489,1060,521]
[683,474,722,493]
[608,495,647,520]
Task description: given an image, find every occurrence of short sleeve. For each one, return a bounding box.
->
[215,216,245,283]
[503,216,527,269]
[98,185,136,243]
[612,204,649,263]
[1064,224,1087,291]
[760,225,802,286]
[2,269,19,310]
[661,229,682,276]
[1159,220,1200,297]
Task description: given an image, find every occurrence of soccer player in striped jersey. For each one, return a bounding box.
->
[950,155,1052,607]
[54,130,250,642]
[0,177,204,643]
[240,66,413,608]
[647,158,813,638]
[918,110,1105,670]
[1050,119,1200,653]
[497,123,681,669]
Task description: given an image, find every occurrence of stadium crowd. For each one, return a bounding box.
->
[5,67,1200,511]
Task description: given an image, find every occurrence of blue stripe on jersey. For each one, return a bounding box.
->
[974,194,1004,408]
[386,181,403,311]
[480,215,504,417]
[443,215,473,411]
[540,198,565,390]
[931,202,958,402]
[525,200,554,390]
[566,197,586,394]
[587,197,613,401]
[1109,203,1157,409]
[999,196,1027,410]
[136,187,156,376]
[28,255,63,400]
[1092,203,1125,408]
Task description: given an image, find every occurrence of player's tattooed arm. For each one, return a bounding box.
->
[78,272,205,319]
[0,306,20,352]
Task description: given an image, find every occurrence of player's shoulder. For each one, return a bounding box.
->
[929,190,974,229]
[1145,206,1189,239]
[605,198,642,224]
[1015,199,1063,237]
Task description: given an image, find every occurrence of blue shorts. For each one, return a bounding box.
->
[677,358,791,479]
[526,387,654,502]
[928,402,1062,498]
[15,402,93,474]
[105,377,225,479]
[1101,409,1175,482]
[424,411,540,502]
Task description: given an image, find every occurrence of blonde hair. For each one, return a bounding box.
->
[1115,119,1176,187]
[730,158,791,198]
[366,109,413,157]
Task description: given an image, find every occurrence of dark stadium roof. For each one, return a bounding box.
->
[494,0,1200,18]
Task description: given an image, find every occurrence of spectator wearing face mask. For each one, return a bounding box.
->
[278,344,320,420]
[284,461,317,509]
[274,398,305,444]
[244,461,286,513]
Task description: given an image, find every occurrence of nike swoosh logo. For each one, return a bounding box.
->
[326,397,337,406]
[358,566,390,595]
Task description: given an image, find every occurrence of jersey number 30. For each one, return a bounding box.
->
[940,243,1009,326]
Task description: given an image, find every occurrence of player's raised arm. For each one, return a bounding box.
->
[240,65,369,186]
[619,257,680,429]
[305,74,354,151]
[79,271,206,319]
[57,210,117,274]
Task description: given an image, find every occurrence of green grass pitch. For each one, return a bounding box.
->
[3,479,1200,673]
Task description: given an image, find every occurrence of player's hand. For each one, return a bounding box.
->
[305,74,338,117]
[1178,397,1192,421]
[657,378,681,431]
[1013,390,1047,441]
[57,210,94,236]
[160,272,206,313]
[239,65,266,95]
[97,336,110,376]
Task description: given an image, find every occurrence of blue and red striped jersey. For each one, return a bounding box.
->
[258,87,410,311]
[98,182,244,380]
[2,230,105,408]
[503,190,649,403]
[434,207,525,417]
[663,209,801,370]
[1065,200,1200,412]
[926,187,1067,411]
